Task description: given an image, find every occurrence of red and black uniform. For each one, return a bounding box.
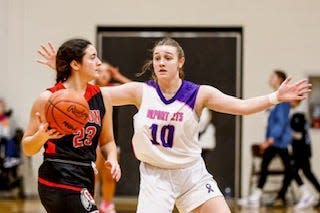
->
[38,82,105,213]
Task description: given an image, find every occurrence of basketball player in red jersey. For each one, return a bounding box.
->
[38,38,310,213]
[22,39,121,213]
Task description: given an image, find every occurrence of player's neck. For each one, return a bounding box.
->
[64,76,88,95]
[157,78,182,98]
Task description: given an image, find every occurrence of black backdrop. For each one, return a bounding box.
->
[97,27,242,197]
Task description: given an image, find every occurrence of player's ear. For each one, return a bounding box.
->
[70,60,80,71]
[178,57,185,69]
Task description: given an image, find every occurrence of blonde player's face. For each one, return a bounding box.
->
[153,45,184,80]
[77,45,102,82]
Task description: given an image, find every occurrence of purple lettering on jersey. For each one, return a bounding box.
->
[170,112,184,121]
[146,80,200,109]
[150,124,175,148]
[88,110,101,125]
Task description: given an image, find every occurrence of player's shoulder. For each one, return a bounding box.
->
[86,82,101,93]
[47,82,64,93]
[198,84,220,95]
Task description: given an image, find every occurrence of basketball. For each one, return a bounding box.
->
[45,89,90,135]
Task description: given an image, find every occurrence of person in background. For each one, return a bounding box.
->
[238,70,314,210]
[0,98,20,168]
[95,62,131,87]
[289,100,320,209]
[95,62,131,213]
[199,108,216,159]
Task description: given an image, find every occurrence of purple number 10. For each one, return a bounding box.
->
[150,124,175,148]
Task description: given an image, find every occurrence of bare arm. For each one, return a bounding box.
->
[196,77,311,115]
[22,91,64,156]
[37,43,141,109]
[100,82,143,108]
[98,92,121,181]
[109,66,132,84]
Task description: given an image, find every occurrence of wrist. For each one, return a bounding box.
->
[34,131,49,143]
[107,156,118,163]
[268,91,280,105]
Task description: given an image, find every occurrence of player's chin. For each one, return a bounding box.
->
[155,73,170,80]
[89,71,99,81]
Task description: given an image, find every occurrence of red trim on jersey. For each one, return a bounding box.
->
[47,82,65,93]
[84,83,100,101]
[47,82,101,102]
[45,141,56,154]
[38,177,82,192]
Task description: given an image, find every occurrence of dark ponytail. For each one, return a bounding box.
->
[55,38,91,83]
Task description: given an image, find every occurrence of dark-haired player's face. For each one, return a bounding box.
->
[153,45,184,81]
[79,45,101,81]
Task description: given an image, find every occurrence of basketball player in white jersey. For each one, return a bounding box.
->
[38,38,311,213]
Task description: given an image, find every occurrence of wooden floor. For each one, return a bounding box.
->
[0,197,319,213]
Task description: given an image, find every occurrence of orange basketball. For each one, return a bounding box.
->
[45,89,90,135]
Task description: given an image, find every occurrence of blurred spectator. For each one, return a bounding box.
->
[290,101,319,208]
[0,98,20,168]
[238,70,313,209]
[311,104,320,128]
[95,62,131,86]
[199,108,216,159]
[95,62,131,213]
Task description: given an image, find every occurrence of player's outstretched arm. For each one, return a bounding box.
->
[37,42,142,108]
[100,82,143,108]
[22,91,64,156]
[98,92,121,182]
[198,77,311,116]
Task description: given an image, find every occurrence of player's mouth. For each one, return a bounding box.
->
[159,69,167,73]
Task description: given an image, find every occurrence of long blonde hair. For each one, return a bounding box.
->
[137,37,185,79]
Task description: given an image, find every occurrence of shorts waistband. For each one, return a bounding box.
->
[44,158,92,167]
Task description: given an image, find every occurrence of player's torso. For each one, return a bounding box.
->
[132,80,202,169]
[44,82,105,163]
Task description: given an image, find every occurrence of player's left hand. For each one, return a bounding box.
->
[277,77,312,102]
[105,160,121,182]
[37,42,57,71]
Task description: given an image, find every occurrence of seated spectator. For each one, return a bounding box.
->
[0,98,20,168]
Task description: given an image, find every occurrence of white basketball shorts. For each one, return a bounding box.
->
[136,159,223,213]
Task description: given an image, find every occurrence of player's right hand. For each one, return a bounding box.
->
[105,160,121,182]
[35,112,64,140]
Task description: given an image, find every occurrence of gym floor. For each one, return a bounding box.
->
[0,197,319,213]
